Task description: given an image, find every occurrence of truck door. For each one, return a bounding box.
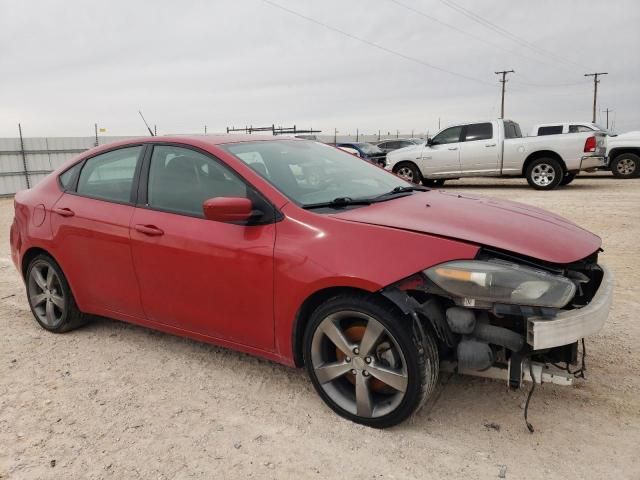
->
[459,122,500,175]
[419,126,463,176]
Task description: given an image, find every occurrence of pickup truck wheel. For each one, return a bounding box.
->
[525,158,563,190]
[393,162,422,184]
[610,154,639,178]
[303,293,438,428]
[559,173,576,186]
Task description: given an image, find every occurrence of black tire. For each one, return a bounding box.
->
[25,254,87,333]
[422,179,446,187]
[525,157,563,190]
[610,153,639,178]
[303,293,438,428]
[393,162,422,184]
[559,173,576,186]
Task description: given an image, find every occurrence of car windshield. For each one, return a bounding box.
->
[355,143,383,154]
[222,140,410,207]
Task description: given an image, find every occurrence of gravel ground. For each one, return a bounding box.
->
[1,173,639,479]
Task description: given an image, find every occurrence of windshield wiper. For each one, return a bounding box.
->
[302,196,373,210]
[370,185,429,201]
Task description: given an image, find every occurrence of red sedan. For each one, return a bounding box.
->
[10,136,612,427]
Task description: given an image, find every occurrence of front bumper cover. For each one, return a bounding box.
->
[527,265,614,350]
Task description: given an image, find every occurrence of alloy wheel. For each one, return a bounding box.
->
[310,311,408,419]
[616,158,636,176]
[28,261,65,327]
[396,166,414,182]
[531,163,556,187]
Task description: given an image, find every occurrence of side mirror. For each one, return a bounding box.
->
[426,138,434,146]
[203,197,253,222]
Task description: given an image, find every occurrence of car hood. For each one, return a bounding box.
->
[331,191,601,264]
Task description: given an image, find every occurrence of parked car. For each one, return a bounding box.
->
[385,119,607,189]
[532,121,640,179]
[375,138,424,154]
[11,136,612,428]
[335,142,386,166]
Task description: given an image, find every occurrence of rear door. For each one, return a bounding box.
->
[129,144,276,350]
[459,122,499,175]
[50,145,145,317]
[419,126,463,176]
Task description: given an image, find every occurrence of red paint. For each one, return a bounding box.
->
[10,135,602,367]
[203,197,253,222]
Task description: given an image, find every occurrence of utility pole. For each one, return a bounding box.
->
[603,108,612,129]
[94,123,99,147]
[18,123,30,189]
[495,70,515,119]
[584,72,608,123]
[334,128,338,144]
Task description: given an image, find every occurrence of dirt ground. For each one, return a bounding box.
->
[1,173,639,480]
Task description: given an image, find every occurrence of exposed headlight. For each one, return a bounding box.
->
[423,260,576,308]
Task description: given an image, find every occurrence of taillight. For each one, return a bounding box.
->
[584,136,596,153]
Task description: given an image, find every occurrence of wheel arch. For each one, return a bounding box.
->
[21,246,54,280]
[608,147,640,161]
[291,286,405,367]
[523,150,566,175]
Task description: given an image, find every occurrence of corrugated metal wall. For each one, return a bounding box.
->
[0,136,134,196]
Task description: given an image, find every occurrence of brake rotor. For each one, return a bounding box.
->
[336,325,389,393]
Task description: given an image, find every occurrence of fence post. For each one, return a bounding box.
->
[18,123,31,189]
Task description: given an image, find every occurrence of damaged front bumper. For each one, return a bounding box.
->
[527,265,614,350]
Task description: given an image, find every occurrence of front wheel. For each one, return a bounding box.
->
[610,153,639,178]
[303,293,438,428]
[393,162,422,184]
[525,157,563,190]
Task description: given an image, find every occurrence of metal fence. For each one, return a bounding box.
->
[0,136,133,196]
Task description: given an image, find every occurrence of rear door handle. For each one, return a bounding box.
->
[134,224,164,236]
[448,147,458,151]
[52,207,75,217]
[485,143,497,147]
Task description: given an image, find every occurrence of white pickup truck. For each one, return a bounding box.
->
[531,121,640,179]
[384,119,607,190]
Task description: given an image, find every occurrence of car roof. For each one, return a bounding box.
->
[98,134,296,150]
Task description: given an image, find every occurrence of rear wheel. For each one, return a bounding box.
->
[525,157,563,190]
[610,153,639,178]
[303,293,438,428]
[26,254,86,333]
[393,162,422,184]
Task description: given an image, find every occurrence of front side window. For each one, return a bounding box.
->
[147,145,248,217]
[504,121,523,139]
[431,126,463,145]
[76,146,143,203]
[463,123,493,142]
[569,124,595,133]
[222,140,408,206]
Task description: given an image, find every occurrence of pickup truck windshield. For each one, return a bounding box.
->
[222,140,410,207]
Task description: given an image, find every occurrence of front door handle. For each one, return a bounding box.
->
[134,224,164,236]
[52,207,75,217]
[448,147,458,151]
[485,143,497,147]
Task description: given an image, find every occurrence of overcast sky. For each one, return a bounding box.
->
[1,0,639,138]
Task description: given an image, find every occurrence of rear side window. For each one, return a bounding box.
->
[76,146,143,203]
[58,163,82,190]
[537,125,563,135]
[147,145,248,217]
[463,123,493,142]
[431,126,463,145]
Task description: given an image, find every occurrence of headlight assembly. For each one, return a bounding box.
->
[423,260,576,308]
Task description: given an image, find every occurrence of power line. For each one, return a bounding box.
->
[261,0,494,87]
[495,70,515,119]
[439,0,588,71]
[584,72,608,123]
[386,0,577,76]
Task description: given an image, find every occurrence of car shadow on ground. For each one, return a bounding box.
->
[441,182,609,191]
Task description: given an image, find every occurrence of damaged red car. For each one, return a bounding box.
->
[10,136,613,428]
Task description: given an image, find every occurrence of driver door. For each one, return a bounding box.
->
[129,144,276,350]
[419,126,463,176]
